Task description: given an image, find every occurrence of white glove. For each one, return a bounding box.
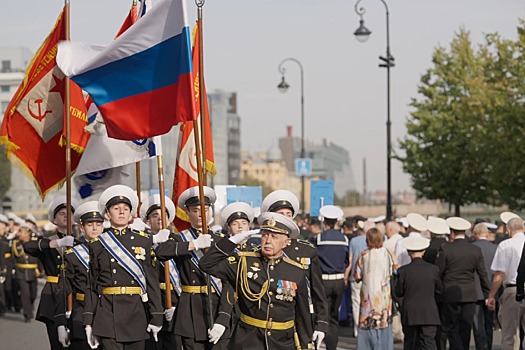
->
[153,229,170,244]
[208,323,226,344]
[312,331,325,348]
[54,235,75,248]
[229,229,258,245]
[164,307,175,322]
[147,324,162,342]
[193,234,212,250]
[85,326,99,349]
[57,325,70,348]
[65,311,71,319]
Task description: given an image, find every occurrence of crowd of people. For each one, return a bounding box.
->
[0,185,524,350]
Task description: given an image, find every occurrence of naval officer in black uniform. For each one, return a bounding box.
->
[84,185,164,350]
[315,205,349,350]
[24,195,79,350]
[64,201,104,350]
[200,212,316,349]
[140,193,181,350]
[155,186,233,350]
[261,190,329,344]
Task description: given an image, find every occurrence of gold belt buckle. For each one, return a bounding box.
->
[266,319,273,329]
[121,286,126,294]
[201,286,207,294]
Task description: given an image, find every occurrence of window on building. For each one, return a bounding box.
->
[1,101,9,115]
[1,60,11,72]
[0,85,9,93]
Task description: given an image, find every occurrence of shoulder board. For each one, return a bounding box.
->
[283,257,307,270]
[237,251,260,257]
[296,239,315,248]
[131,229,150,238]
[65,248,74,254]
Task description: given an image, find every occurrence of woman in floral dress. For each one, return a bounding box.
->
[354,227,398,350]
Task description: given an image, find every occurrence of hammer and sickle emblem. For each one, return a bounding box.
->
[27,98,52,121]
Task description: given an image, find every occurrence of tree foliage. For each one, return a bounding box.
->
[400,23,525,213]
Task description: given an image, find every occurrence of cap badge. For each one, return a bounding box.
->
[268,217,276,227]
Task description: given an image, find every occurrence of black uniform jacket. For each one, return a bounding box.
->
[24,231,70,327]
[84,227,163,342]
[64,241,91,340]
[13,239,40,282]
[395,257,442,326]
[200,237,313,350]
[283,239,329,334]
[155,230,233,342]
[436,238,490,303]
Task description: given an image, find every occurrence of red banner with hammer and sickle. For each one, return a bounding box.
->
[0,8,89,199]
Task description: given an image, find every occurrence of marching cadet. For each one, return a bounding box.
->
[200,212,315,349]
[25,213,38,232]
[220,201,255,245]
[396,236,442,350]
[315,205,348,350]
[12,222,40,323]
[0,213,9,316]
[261,190,329,344]
[83,185,164,350]
[140,194,181,350]
[64,201,104,350]
[24,195,79,350]
[155,186,233,350]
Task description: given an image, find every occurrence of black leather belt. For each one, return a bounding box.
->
[506,284,516,288]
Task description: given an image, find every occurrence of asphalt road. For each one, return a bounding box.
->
[0,279,502,349]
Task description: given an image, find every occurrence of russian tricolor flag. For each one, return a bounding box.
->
[57,0,196,140]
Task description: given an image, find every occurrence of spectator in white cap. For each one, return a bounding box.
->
[489,214,525,350]
[156,185,234,349]
[395,237,442,350]
[83,185,164,350]
[395,213,428,267]
[437,217,490,350]
[63,201,104,349]
[470,223,497,350]
[423,217,449,265]
[23,195,79,349]
[315,205,347,350]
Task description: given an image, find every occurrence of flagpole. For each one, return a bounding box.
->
[196,1,207,185]
[64,0,74,323]
[135,162,142,213]
[156,152,172,309]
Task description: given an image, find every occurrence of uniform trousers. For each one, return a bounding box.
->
[499,286,525,350]
[472,300,493,350]
[69,339,91,350]
[18,278,37,319]
[323,278,345,350]
[99,337,145,350]
[145,331,182,350]
[45,321,66,350]
[441,302,475,350]
[181,336,229,350]
[403,325,437,350]
[0,279,6,315]
[351,280,362,337]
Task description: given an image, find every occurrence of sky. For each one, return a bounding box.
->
[1,0,524,193]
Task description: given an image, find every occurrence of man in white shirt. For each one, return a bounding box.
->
[383,221,403,255]
[487,214,525,350]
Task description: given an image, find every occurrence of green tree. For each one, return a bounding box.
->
[399,29,493,215]
[335,190,362,207]
[0,145,11,201]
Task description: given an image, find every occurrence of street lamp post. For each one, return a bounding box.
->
[277,58,306,213]
[354,0,395,220]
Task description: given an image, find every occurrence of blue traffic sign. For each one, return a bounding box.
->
[295,158,312,176]
[310,180,334,217]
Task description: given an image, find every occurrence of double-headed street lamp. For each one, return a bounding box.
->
[277,58,306,213]
[354,0,395,220]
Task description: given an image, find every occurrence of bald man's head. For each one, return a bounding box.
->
[385,221,401,238]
